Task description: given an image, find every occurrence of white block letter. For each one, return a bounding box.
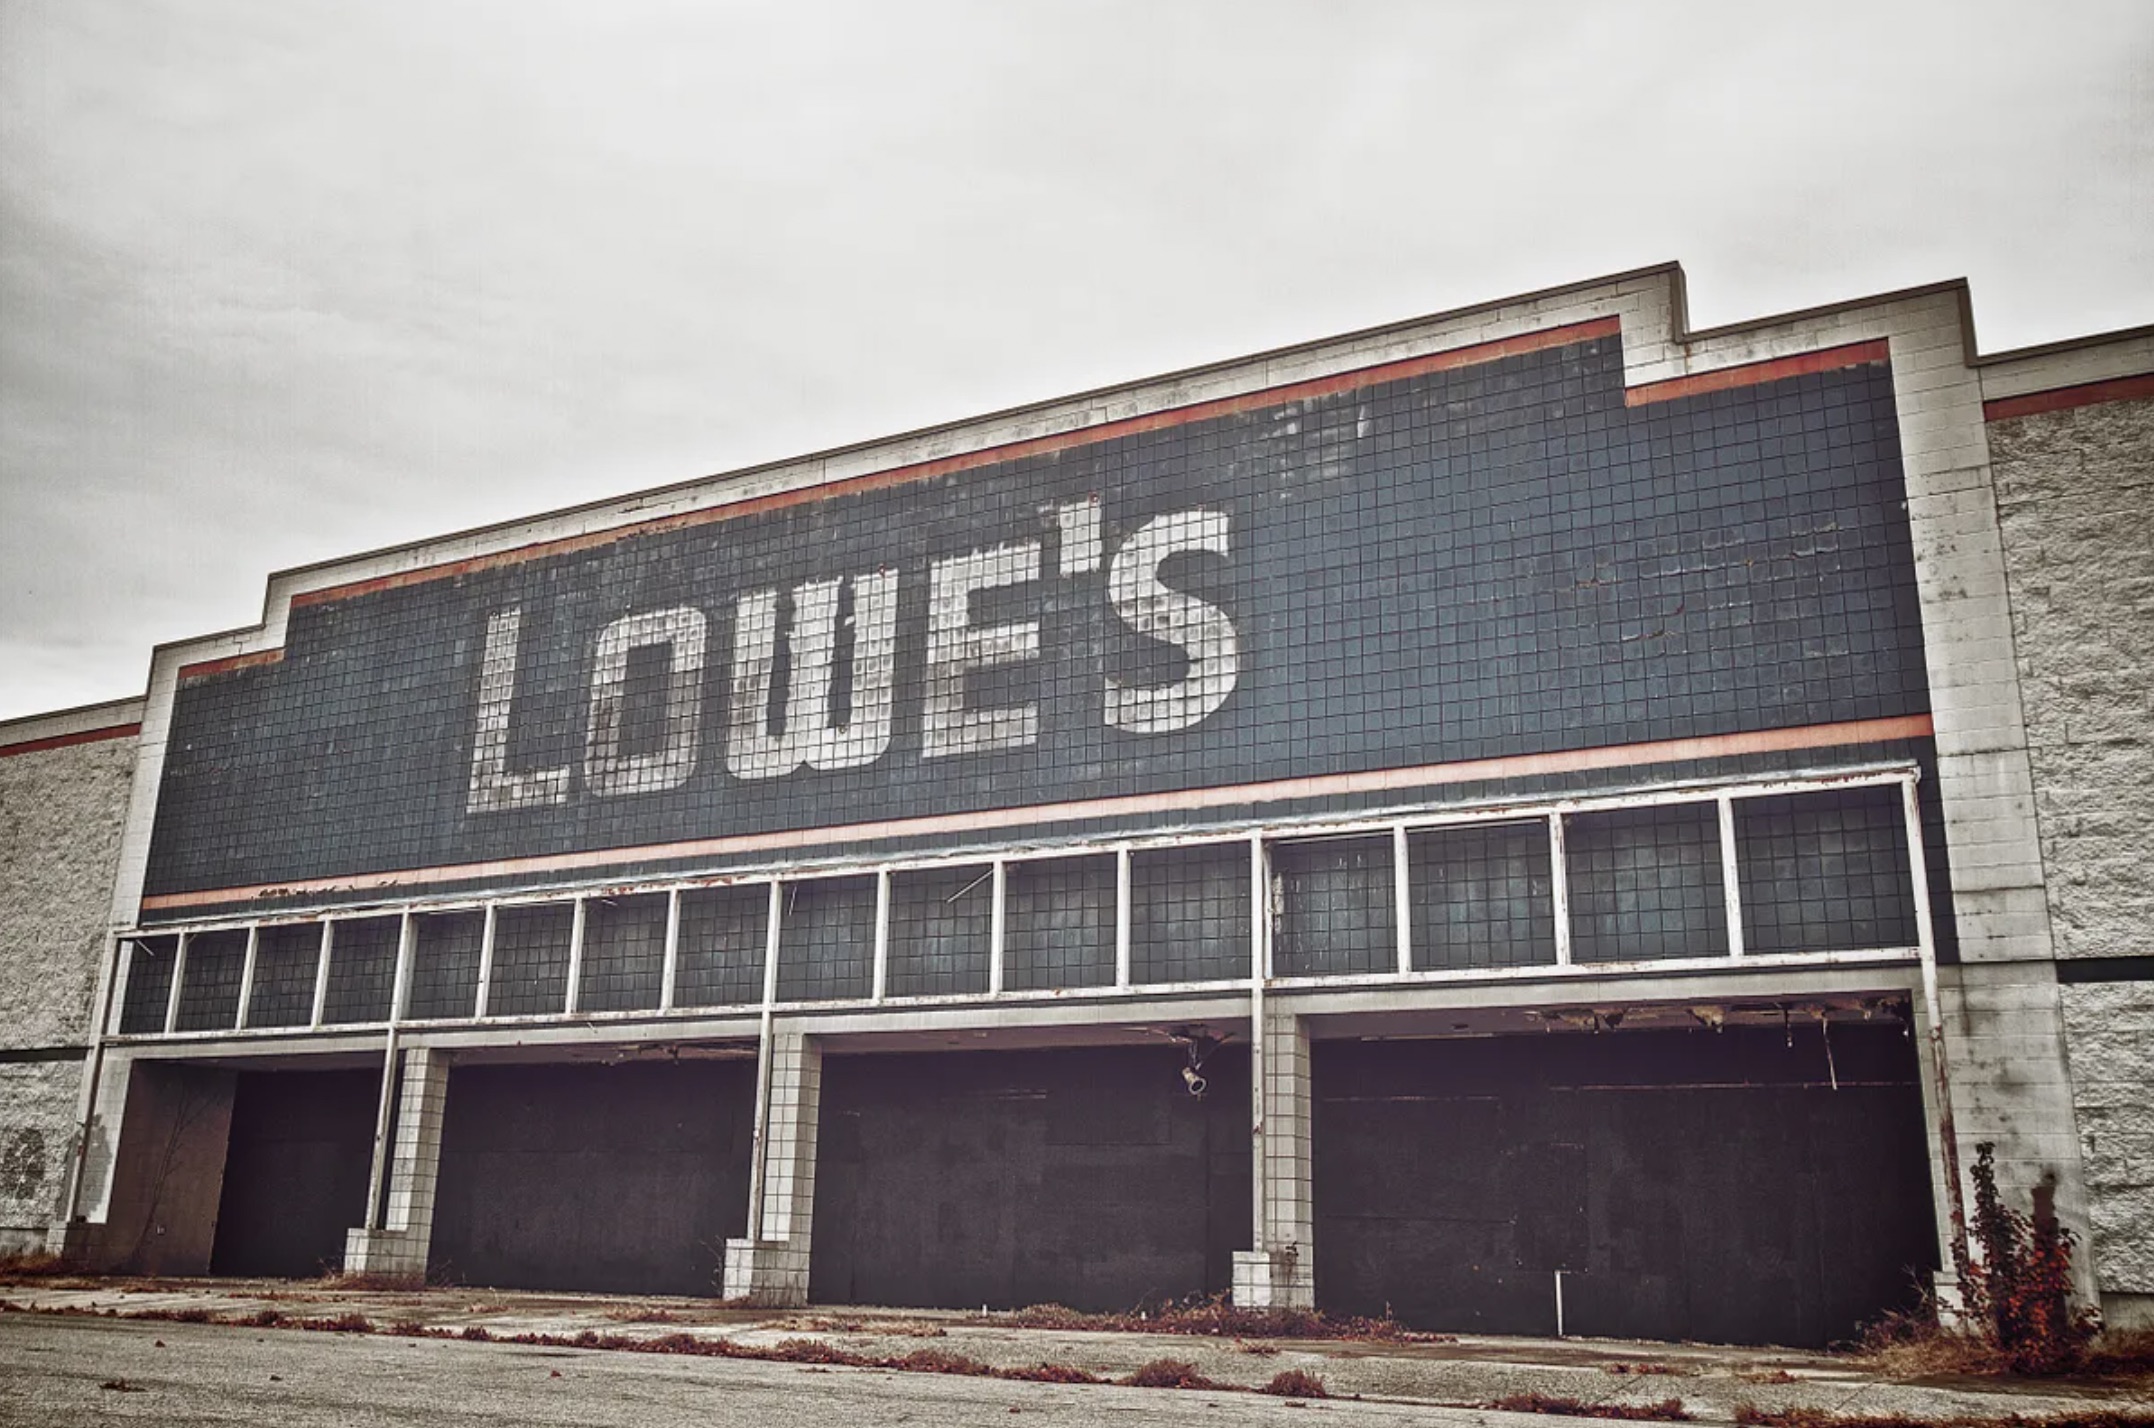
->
[922,541,1041,759]
[1105,509,1238,735]
[727,570,899,780]
[467,606,571,814]
[585,606,708,798]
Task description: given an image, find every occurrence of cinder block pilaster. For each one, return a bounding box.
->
[1885,296,2093,1303]
[343,1047,451,1278]
[1235,1006,1315,1309]
[723,1028,822,1304]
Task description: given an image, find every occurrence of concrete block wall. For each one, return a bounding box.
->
[1987,389,2154,1320]
[0,1060,84,1251]
[1987,396,2154,963]
[2058,983,2154,1324]
[0,704,139,1251]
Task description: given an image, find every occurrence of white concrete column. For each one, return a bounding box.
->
[1234,1005,1316,1308]
[723,1027,822,1304]
[343,1047,451,1278]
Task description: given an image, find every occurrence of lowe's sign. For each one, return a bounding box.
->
[143,333,1926,909]
[466,504,1239,813]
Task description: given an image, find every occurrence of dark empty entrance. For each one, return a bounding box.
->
[210,1069,378,1278]
[1314,1024,1938,1347]
[428,1059,755,1295]
[811,1045,1250,1311]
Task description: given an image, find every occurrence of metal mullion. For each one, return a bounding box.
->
[989,860,1007,996]
[747,879,784,1242]
[234,924,261,1030]
[310,920,334,1028]
[1718,794,1745,959]
[163,932,190,1035]
[659,889,682,1012]
[1114,846,1133,990]
[1393,823,1413,976]
[1548,814,1572,967]
[107,937,135,1037]
[473,905,497,1018]
[871,870,891,1004]
[1249,833,1269,1252]
[390,910,415,1023]
[565,895,587,1015]
[763,880,784,1008]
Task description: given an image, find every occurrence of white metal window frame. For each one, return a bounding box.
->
[103,762,1930,1044]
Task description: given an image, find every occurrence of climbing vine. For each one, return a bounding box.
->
[1951,1142,2099,1374]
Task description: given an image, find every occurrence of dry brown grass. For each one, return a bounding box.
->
[1851,1312,2154,1384]
[2082,1327,2154,1379]
[1735,1407,2154,1428]
[794,1315,948,1337]
[1736,1368,1801,1385]
[993,1296,1449,1343]
[309,1270,423,1292]
[1487,1392,1692,1421]
[1119,1357,1225,1390]
[0,1251,72,1279]
[1258,1368,1328,1398]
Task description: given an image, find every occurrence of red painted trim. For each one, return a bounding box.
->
[1983,373,2154,423]
[289,318,1623,611]
[0,722,141,758]
[1623,340,1891,407]
[138,712,1933,913]
[178,648,284,683]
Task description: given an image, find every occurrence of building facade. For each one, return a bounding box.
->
[2,264,2148,1346]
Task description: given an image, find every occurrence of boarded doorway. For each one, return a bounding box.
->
[1313,1024,1937,1346]
[428,1059,754,1295]
[811,1045,1250,1311]
[211,1069,377,1279]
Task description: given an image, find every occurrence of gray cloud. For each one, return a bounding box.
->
[4,0,2150,718]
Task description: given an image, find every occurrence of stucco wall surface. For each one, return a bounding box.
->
[2059,981,2154,1294]
[0,1059,85,1232]
[0,737,135,1049]
[1989,397,2154,961]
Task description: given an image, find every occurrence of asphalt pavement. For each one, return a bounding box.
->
[2,1279,2148,1426]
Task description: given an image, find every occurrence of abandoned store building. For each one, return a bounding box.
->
[3,263,2149,1348]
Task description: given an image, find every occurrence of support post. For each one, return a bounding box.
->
[1235,1002,1316,1309]
[724,1026,823,1305]
[343,1046,452,1280]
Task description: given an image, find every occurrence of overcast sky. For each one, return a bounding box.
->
[2,1,2149,722]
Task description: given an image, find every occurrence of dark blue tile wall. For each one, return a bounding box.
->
[144,336,1925,910]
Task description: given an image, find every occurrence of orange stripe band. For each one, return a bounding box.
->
[138,713,1933,913]
[0,723,141,758]
[178,649,285,683]
[285,319,1624,612]
[1624,340,1891,407]
[1983,373,2154,423]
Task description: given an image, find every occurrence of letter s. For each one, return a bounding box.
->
[1104,509,1238,735]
